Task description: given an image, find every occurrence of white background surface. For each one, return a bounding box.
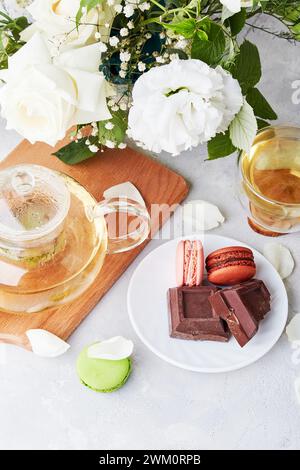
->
[0,18,300,450]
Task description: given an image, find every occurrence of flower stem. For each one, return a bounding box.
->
[149,0,166,12]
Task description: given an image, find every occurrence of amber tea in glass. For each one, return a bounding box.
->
[239,126,300,235]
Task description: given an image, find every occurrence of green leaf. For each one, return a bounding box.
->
[0,11,11,22]
[76,0,102,25]
[161,17,209,41]
[53,139,95,165]
[98,109,127,146]
[291,22,300,40]
[258,1,269,12]
[246,88,278,120]
[207,131,237,159]
[257,118,270,130]
[264,3,300,40]
[228,8,247,36]
[15,16,30,31]
[231,40,262,94]
[197,29,208,41]
[162,19,197,39]
[191,21,226,66]
[186,0,198,8]
[230,100,258,153]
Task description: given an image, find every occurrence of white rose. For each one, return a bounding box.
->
[220,0,253,14]
[127,59,243,156]
[0,0,33,18]
[20,0,118,51]
[0,33,111,146]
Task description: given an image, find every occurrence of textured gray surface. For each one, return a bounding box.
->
[0,19,300,450]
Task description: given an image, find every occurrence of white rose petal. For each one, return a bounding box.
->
[104,182,146,207]
[263,243,295,280]
[0,0,32,19]
[4,30,51,78]
[21,0,120,51]
[127,59,243,156]
[87,336,134,360]
[0,33,111,145]
[286,314,300,345]
[26,329,70,357]
[183,200,225,231]
[54,43,101,73]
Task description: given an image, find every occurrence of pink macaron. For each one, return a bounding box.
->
[176,240,204,287]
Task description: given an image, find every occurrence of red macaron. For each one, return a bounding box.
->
[205,246,256,286]
[176,240,204,287]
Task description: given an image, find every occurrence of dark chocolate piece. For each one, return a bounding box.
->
[209,279,271,347]
[167,286,230,342]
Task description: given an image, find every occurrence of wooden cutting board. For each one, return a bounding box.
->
[0,138,189,350]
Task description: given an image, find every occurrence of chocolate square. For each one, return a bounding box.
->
[209,279,271,347]
[167,286,230,342]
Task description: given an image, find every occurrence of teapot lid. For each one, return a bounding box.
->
[0,164,70,242]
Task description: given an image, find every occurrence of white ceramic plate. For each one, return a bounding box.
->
[127,234,288,373]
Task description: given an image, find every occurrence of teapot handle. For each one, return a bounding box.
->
[91,197,150,254]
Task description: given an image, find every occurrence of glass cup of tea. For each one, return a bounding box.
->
[238,125,300,236]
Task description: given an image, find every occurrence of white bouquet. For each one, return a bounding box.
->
[0,0,298,163]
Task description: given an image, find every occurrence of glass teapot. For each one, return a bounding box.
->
[0,164,150,314]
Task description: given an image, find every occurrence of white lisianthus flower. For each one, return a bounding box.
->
[127,59,243,156]
[220,0,253,14]
[0,33,111,146]
[20,0,120,51]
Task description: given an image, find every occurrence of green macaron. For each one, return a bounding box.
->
[76,345,132,393]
